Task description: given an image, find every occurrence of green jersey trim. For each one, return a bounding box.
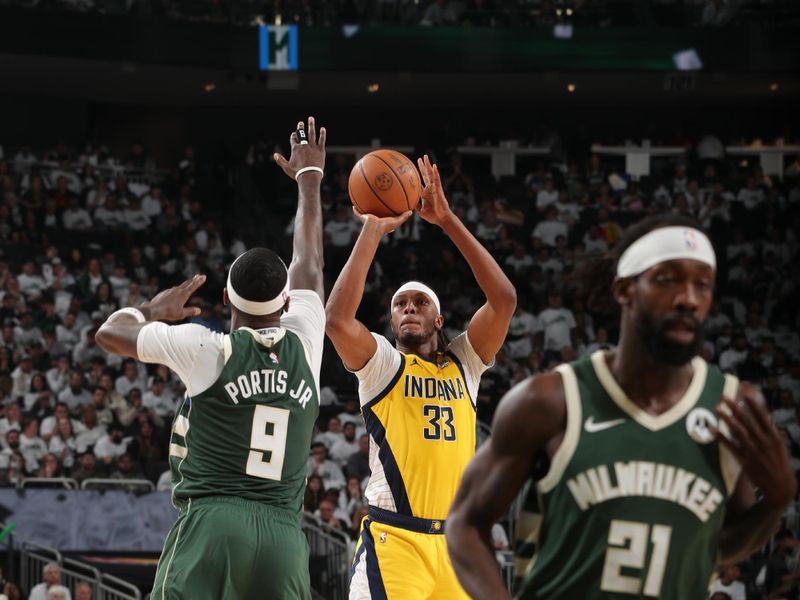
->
[171,397,193,508]
[590,351,707,432]
[539,365,583,494]
[719,374,742,494]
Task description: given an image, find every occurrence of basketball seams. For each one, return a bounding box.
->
[372,152,411,211]
[358,159,399,216]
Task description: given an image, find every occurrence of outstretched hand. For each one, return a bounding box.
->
[139,274,207,322]
[353,206,413,237]
[274,116,326,180]
[417,154,452,226]
[714,383,797,509]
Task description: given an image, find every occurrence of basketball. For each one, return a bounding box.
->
[348,149,422,217]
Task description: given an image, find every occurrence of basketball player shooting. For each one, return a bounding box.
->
[325,155,516,599]
[446,214,796,600]
[95,117,327,600]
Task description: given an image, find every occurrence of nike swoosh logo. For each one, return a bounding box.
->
[584,417,626,433]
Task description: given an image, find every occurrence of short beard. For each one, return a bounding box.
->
[396,327,437,350]
[635,310,704,366]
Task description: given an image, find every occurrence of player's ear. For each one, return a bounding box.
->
[222,288,230,306]
[612,277,634,307]
[283,297,291,314]
[434,314,444,330]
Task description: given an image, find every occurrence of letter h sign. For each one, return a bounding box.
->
[259,25,299,71]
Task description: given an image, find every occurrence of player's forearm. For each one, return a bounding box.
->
[447,517,512,600]
[439,213,516,313]
[718,499,785,565]
[288,173,324,295]
[325,223,382,323]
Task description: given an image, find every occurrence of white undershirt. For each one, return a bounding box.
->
[136,290,325,397]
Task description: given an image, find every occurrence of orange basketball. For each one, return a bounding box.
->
[348,149,422,218]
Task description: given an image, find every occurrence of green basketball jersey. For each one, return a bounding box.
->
[167,327,319,517]
[517,351,740,600]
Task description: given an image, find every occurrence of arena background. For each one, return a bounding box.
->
[0,1,798,598]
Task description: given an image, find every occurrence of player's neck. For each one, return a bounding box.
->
[608,338,695,412]
[397,340,438,360]
[230,315,282,332]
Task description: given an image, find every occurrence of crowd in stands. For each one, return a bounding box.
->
[1,130,800,597]
[3,0,795,29]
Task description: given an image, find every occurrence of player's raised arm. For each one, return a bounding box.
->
[95,274,206,359]
[416,154,516,364]
[274,116,326,300]
[325,209,411,371]
[447,373,565,600]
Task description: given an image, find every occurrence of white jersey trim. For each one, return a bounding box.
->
[352,331,490,408]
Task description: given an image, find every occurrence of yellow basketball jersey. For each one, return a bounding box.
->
[357,333,485,521]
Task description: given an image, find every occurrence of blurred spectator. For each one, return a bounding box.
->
[28,563,72,600]
[709,564,746,600]
[307,442,345,491]
[314,417,344,450]
[45,355,71,396]
[345,434,371,483]
[0,430,24,472]
[71,450,104,485]
[74,582,92,600]
[329,422,358,467]
[421,0,460,25]
[127,417,164,482]
[719,333,749,372]
[88,386,114,426]
[110,452,144,480]
[74,405,106,453]
[11,354,35,398]
[304,474,325,513]
[19,417,46,473]
[24,373,52,413]
[763,529,800,599]
[3,581,22,600]
[40,402,83,443]
[0,404,22,441]
[341,476,366,517]
[57,372,91,414]
[338,398,363,431]
[48,418,78,470]
[535,291,577,362]
[93,422,128,465]
[46,585,69,600]
[506,306,538,361]
[315,499,344,532]
[36,453,63,479]
[115,360,146,398]
[142,377,176,419]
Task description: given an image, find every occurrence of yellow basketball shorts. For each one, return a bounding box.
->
[349,506,469,600]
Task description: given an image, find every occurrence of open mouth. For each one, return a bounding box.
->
[664,322,697,344]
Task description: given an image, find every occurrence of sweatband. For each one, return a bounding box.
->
[391,281,441,315]
[295,166,323,180]
[226,254,290,315]
[616,226,716,278]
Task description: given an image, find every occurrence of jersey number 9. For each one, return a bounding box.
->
[246,405,290,481]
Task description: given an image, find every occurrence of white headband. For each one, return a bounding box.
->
[226,253,289,316]
[616,226,716,278]
[391,281,441,315]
